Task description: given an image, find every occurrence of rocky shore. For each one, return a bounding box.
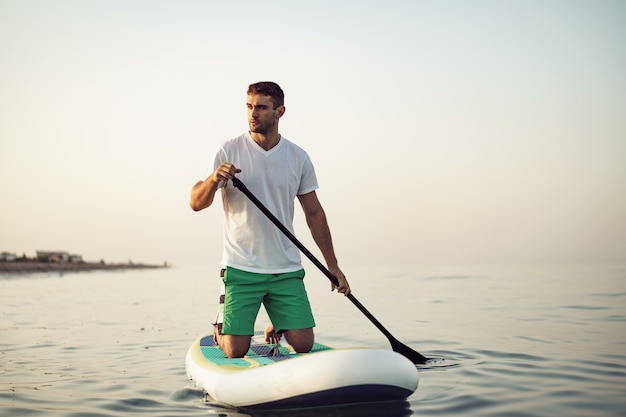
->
[0,261,166,275]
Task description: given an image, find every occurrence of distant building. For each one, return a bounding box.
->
[69,254,83,263]
[37,251,69,263]
[36,251,82,263]
[0,252,17,262]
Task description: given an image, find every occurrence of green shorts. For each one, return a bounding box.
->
[221,266,316,335]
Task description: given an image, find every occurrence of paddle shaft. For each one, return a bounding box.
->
[231,177,428,364]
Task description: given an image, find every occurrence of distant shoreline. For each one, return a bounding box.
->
[0,261,166,275]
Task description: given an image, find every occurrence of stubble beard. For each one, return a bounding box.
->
[249,118,275,135]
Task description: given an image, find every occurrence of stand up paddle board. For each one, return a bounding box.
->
[185,329,419,409]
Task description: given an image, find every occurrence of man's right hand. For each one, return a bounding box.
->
[190,163,241,211]
[212,163,241,183]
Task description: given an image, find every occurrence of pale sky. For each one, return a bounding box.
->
[1,0,625,266]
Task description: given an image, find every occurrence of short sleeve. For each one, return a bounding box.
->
[297,154,318,195]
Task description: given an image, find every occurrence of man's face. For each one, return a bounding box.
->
[247,94,283,134]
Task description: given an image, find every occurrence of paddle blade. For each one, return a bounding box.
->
[390,337,429,364]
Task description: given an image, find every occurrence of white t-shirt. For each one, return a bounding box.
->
[211,132,318,273]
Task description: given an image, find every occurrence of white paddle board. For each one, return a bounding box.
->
[185,330,419,409]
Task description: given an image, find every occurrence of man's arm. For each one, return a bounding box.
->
[190,163,241,211]
[297,191,351,295]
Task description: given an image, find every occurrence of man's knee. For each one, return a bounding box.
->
[284,328,314,353]
[219,334,252,358]
[223,346,249,358]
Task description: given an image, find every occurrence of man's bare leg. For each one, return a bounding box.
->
[214,333,252,358]
[283,328,314,353]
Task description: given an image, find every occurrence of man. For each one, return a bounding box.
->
[190,81,350,358]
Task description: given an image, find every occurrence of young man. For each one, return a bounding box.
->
[190,81,350,358]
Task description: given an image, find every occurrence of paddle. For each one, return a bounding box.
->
[231,177,429,364]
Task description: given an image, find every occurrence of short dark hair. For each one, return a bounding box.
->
[247,81,284,109]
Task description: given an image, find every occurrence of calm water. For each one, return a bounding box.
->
[1,263,625,416]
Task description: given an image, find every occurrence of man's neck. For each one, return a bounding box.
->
[250,132,281,151]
